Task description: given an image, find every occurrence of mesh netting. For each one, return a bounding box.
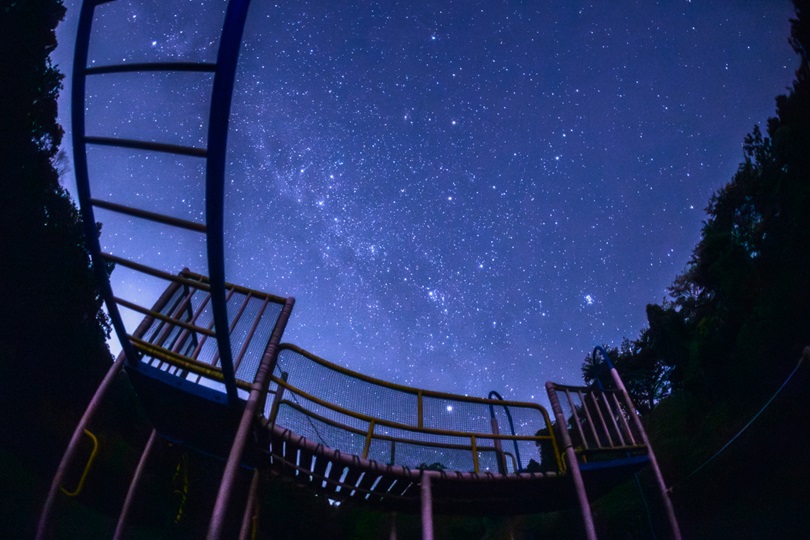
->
[135,272,285,387]
[548,384,643,451]
[268,345,558,473]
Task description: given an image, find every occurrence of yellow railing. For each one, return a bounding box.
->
[264,346,564,474]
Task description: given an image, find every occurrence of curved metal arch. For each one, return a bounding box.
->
[71,0,254,403]
[205,0,253,403]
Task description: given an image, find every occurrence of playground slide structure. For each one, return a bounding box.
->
[38,2,681,538]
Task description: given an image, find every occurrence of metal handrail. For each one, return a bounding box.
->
[270,396,552,448]
[278,343,557,416]
[263,373,559,475]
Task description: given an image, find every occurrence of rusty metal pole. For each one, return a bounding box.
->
[238,469,261,540]
[36,354,126,540]
[207,298,294,540]
[389,512,398,540]
[609,367,682,540]
[546,382,598,540]
[420,472,434,540]
[113,429,159,539]
[38,274,183,539]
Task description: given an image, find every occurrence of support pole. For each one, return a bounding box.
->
[207,298,294,540]
[609,366,682,540]
[546,382,597,540]
[238,469,261,540]
[594,345,682,540]
[36,354,125,540]
[114,429,159,539]
[37,272,182,538]
[420,472,434,540]
[389,512,397,540]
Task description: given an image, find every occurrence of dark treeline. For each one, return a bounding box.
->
[1,0,112,536]
[583,0,810,536]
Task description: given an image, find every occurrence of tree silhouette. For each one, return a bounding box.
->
[0,0,112,473]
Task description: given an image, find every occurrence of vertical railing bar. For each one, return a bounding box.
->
[139,287,185,370]
[152,285,196,352]
[233,296,271,374]
[564,389,589,450]
[207,286,238,367]
[588,391,614,448]
[471,435,479,473]
[420,472,434,540]
[576,389,600,448]
[604,391,629,447]
[161,285,197,354]
[362,421,376,459]
[265,371,288,424]
[164,280,197,360]
[190,286,235,385]
[220,291,252,377]
[170,287,208,359]
[184,290,215,383]
[143,287,185,349]
[612,391,637,446]
[417,390,424,428]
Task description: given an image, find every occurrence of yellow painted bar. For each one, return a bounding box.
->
[130,337,252,391]
[470,435,479,473]
[362,420,376,459]
[417,390,424,428]
[60,430,99,497]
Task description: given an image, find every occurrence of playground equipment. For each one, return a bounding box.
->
[38,1,681,538]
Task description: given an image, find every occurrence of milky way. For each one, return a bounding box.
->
[54,0,796,405]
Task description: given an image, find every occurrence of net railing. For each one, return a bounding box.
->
[263,344,562,475]
[130,268,286,395]
[545,382,646,460]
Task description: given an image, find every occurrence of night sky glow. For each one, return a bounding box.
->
[55,1,797,404]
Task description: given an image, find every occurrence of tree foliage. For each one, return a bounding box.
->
[590,0,810,406]
[0,0,111,468]
[579,2,810,535]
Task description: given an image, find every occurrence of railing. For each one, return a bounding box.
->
[131,269,288,396]
[261,344,563,474]
[545,382,646,460]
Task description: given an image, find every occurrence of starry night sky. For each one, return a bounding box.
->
[54,0,797,404]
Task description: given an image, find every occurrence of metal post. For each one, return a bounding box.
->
[546,382,597,540]
[36,355,125,539]
[389,513,398,540]
[113,429,159,539]
[420,472,434,540]
[207,298,294,540]
[238,469,261,540]
[609,367,682,540]
[593,346,682,540]
[37,271,182,538]
[490,417,507,474]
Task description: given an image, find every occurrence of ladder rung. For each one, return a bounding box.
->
[85,136,207,158]
[85,62,217,76]
[91,198,206,233]
[98,253,212,293]
[114,296,217,338]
